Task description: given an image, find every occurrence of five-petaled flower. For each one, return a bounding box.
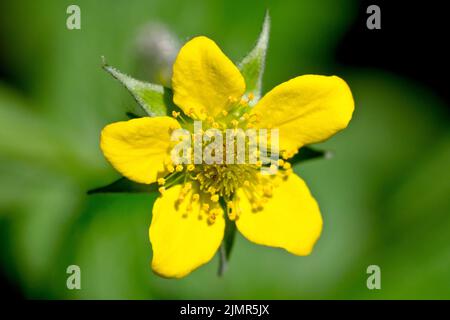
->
[100,36,354,278]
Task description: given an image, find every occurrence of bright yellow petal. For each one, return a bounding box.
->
[251,75,354,154]
[150,185,225,278]
[172,36,245,119]
[100,116,180,184]
[236,174,322,255]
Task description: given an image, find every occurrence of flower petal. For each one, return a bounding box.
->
[150,185,225,278]
[100,116,180,184]
[172,36,245,118]
[236,173,322,255]
[251,75,354,154]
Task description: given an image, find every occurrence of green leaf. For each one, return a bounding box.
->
[102,58,175,117]
[87,177,158,194]
[290,146,332,165]
[238,11,270,105]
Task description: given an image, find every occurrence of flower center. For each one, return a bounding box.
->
[157,94,294,223]
[195,164,257,198]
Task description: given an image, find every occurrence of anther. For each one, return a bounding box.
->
[283,162,291,170]
[176,164,184,172]
[157,178,166,185]
[171,111,180,118]
[228,96,238,103]
[184,182,192,191]
[208,187,216,194]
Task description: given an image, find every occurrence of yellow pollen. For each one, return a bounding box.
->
[208,186,216,194]
[202,203,210,211]
[171,111,180,118]
[192,194,200,201]
[184,182,192,191]
[283,162,291,170]
[228,96,238,103]
[277,159,285,166]
[176,164,184,172]
[158,186,165,194]
[244,180,250,187]
[167,164,175,173]
[231,119,239,127]
[210,194,219,202]
[157,178,165,185]
[208,215,216,224]
[255,160,262,167]
[187,164,195,171]
[222,110,228,116]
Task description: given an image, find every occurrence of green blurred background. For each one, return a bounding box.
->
[0,0,449,299]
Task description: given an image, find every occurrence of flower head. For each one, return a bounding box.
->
[100,30,353,278]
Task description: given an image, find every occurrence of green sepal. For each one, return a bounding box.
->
[290,146,332,165]
[217,199,237,276]
[238,11,270,105]
[87,177,158,195]
[102,58,176,117]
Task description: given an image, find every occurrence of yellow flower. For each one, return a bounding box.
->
[100,36,354,278]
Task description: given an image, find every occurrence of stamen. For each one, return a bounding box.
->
[283,162,291,170]
[172,111,180,118]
